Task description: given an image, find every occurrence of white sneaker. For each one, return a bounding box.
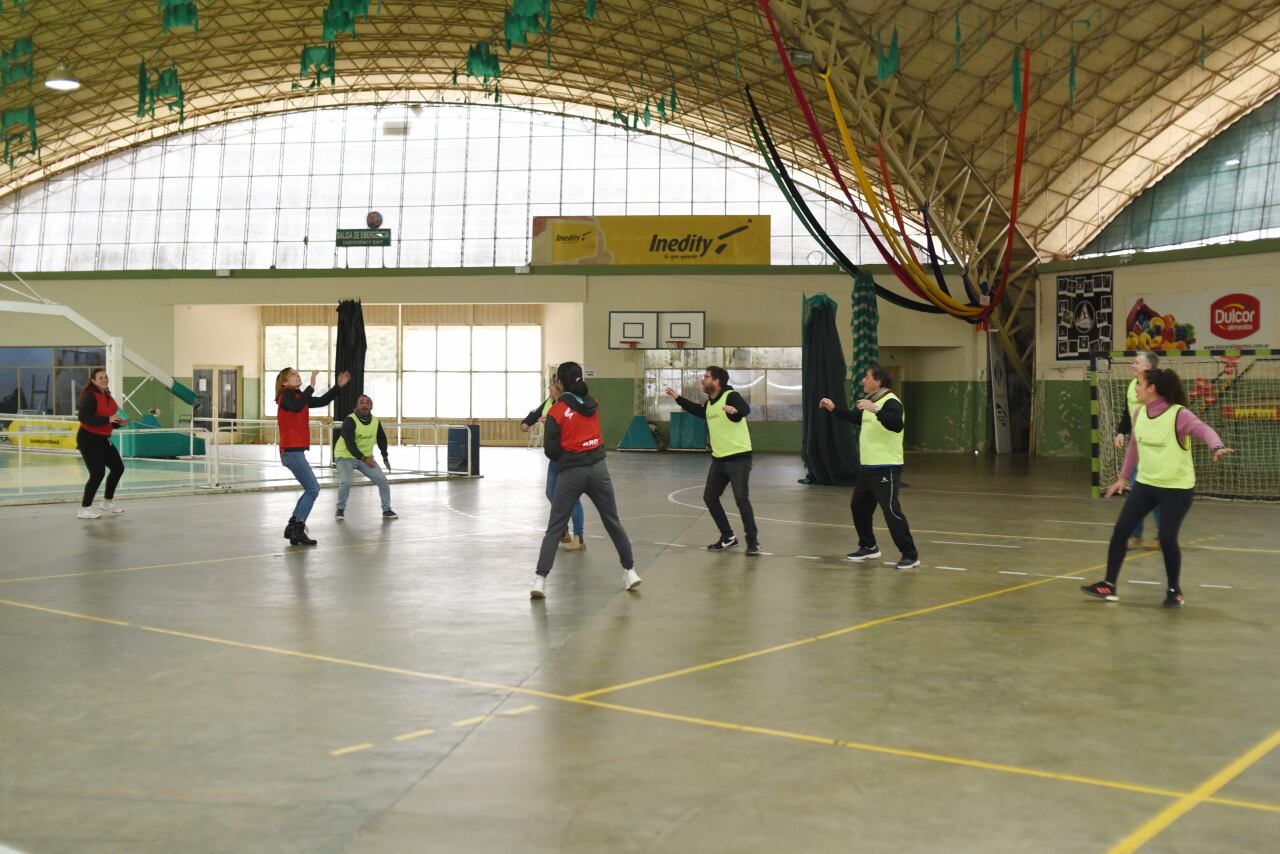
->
[98,500,124,514]
[77,506,102,520]
[530,575,546,599]
[623,568,642,591]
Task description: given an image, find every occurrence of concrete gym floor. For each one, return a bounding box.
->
[1,448,1276,853]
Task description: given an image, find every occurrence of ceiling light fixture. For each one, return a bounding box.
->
[1225,158,1241,166]
[44,61,81,92]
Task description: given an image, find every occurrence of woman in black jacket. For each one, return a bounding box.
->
[76,368,128,519]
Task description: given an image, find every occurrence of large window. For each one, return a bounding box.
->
[264,321,539,421]
[643,347,803,423]
[0,347,105,415]
[0,103,878,272]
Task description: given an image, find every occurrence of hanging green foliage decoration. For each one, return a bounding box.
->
[158,0,199,34]
[136,61,185,124]
[1,36,34,94]
[296,43,337,89]
[322,0,372,43]
[1,103,37,167]
[466,41,501,85]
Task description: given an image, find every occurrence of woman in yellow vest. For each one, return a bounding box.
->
[334,394,396,520]
[520,374,586,550]
[1083,368,1233,607]
[820,365,919,570]
[1112,351,1162,548]
[665,366,760,555]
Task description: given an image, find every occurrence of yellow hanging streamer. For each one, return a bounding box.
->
[819,70,982,318]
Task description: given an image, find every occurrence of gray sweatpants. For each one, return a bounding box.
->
[536,458,633,577]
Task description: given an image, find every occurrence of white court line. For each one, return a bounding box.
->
[931,540,1021,549]
[1043,519,1114,526]
[796,555,821,560]
[1127,580,1161,585]
[935,566,968,572]
[654,542,688,548]
[999,571,1028,576]
[1200,584,1234,589]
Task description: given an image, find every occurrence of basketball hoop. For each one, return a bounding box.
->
[667,340,686,350]
[618,340,640,350]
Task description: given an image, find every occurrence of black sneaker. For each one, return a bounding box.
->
[845,547,881,561]
[1163,588,1184,608]
[1081,580,1119,601]
[707,536,739,551]
[895,557,920,570]
[383,509,398,519]
[335,509,345,522]
[745,541,762,556]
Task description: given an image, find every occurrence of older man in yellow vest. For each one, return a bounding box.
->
[820,365,919,569]
[665,365,760,555]
[335,394,396,521]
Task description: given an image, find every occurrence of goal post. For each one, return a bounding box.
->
[1092,349,1280,501]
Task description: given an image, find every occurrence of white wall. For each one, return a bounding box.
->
[173,305,262,379]
[542,302,584,369]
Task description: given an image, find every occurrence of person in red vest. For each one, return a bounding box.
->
[531,361,640,599]
[275,367,350,546]
[76,368,128,519]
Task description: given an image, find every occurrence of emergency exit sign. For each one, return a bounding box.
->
[336,229,391,247]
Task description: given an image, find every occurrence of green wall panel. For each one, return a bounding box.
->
[122,376,194,428]
[1034,380,1091,458]
[898,381,987,453]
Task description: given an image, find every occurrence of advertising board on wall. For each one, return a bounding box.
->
[531,215,770,266]
[1122,286,1275,351]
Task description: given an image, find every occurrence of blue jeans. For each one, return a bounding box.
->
[547,461,584,536]
[281,450,320,521]
[336,457,391,512]
[1127,468,1163,538]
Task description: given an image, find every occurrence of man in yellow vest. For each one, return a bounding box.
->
[820,365,918,569]
[665,366,760,555]
[335,394,396,520]
[1112,351,1161,549]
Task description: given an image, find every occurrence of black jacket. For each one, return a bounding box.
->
[521,397,553,428]
[278,384,340,413]
[544,393,607,469]
[827,393,904,434]
[77,392,112,427]
[340,411,389,459]
[674,386,752,460]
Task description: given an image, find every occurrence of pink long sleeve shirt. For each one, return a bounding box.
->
[1121,398,1224,481]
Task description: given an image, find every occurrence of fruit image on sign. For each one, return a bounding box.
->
[1123,298,1195,352]
[1210,293,1261,340]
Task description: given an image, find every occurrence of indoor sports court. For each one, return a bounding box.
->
[2,1,1279,852]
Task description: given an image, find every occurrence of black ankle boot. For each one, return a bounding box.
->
[284,517,298,540]
[289,521,317,546]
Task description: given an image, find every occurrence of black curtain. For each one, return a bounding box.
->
[800,294,859,485]
[332,299,367,450]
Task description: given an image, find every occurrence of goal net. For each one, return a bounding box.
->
[1093,350,1280,501]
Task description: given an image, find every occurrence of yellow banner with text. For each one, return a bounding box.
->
[531,215,770,266]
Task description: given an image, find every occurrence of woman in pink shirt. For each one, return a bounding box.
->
[1082,368,1234,607]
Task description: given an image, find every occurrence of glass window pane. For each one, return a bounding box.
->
[297,326,330,371]
[265,326,297,370]
[471,326,506,370]
[506,372,541,418]
[365,326,398,371]
[506,326,541,371]
[765,370,802,421]
[365,371,398,419]
[727,369,765,419]
[436,372,470,418]
[436,326,470,371]
[471,372,506,418]
[403,326,436,370]
[402,372,436,417]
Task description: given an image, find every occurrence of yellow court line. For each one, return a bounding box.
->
[393,729,435,742]
[452,715,490,727]
[1109,726,1280,853]
[501,704,538,716]
[329,743,374,757]
[3,592,1279,815]
[0,597,131,627]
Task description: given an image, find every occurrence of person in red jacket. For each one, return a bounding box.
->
[275,366,350,546]
[531,361,640,599]
[75,368,128,519]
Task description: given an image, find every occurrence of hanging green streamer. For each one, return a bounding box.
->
[670,79,678,115]
[643,101,651,126]
[953,11,961,70]
[2,103,37,167]
[876,27,899,81]
[657,94,666,121]
[733,32,742,79]
[1199,26,1206,68]
[1068,43,1077,107]
[546,43,551,69]
[1011,47,1021,112]
[585,0,597,21]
